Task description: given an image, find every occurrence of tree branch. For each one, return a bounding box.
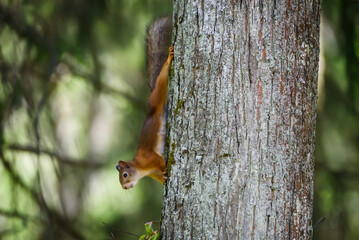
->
[5,144,103,168]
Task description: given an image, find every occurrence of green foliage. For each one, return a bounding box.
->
[139,222,160,240]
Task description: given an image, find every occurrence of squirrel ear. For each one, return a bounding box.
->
[118,160,126,168]
[116,164,121,172]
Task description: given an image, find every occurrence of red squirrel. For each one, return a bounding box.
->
[116,18,173,189]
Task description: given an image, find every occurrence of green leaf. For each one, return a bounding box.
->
[144,222,153,235]
[149,230,160,240]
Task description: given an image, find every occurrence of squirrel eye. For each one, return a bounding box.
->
[123,172,128,178]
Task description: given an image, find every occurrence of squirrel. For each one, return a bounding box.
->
[116,17,173,190]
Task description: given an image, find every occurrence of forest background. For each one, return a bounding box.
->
[0,0,358,239]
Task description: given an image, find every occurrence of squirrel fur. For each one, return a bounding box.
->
[116,17,173,189]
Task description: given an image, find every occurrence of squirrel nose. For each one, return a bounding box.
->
[116,165,121,172]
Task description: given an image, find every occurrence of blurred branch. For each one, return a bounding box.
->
[0,3,59,158]
[313,217,326,230]
[33,37,58,169]
[102,84,146,110]
[5,143,103,168]
[0,150,38,199]
[64,61,146,110]
[0,4,146,111]
[0,151,86,240]
[0,208,36,222]
[102,222,140,239]
[0,149,57,237]
[0,4,44,46]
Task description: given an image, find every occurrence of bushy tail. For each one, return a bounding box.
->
[146,17,172,91]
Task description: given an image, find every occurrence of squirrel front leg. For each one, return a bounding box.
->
[149,45,174,110]
[148,162,167,185]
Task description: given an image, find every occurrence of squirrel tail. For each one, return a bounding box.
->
[146,17,172,91]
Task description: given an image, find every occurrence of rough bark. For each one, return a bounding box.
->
[161,0,320,239]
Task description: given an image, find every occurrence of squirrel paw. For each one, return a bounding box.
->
[168,45,174,60]
[162,172,168,183]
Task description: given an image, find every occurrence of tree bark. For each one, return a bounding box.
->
[161,0,320,239]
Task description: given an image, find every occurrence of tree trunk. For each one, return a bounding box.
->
[161,0,320,239]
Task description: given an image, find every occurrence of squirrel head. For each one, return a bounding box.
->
[116,161,140,190]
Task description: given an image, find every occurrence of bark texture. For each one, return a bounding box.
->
[161,0,320,239]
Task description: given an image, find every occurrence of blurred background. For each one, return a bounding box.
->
[0,0,172,239]
[0,0,357,239]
